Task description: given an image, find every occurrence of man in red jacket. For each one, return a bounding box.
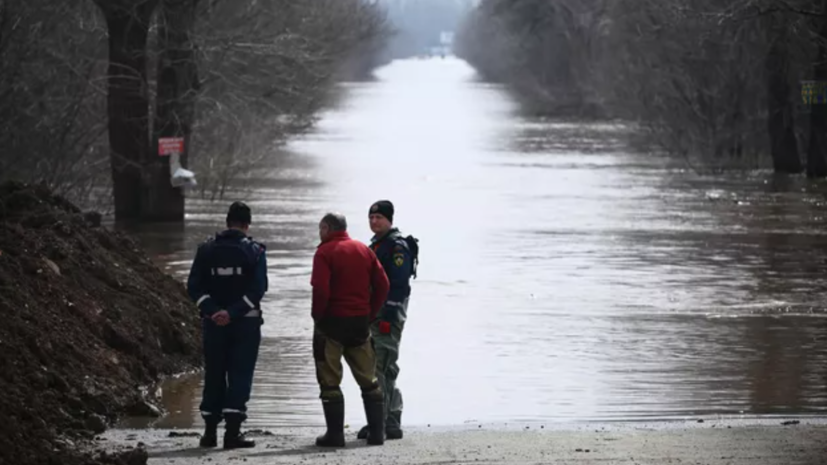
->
[311,212,390,447]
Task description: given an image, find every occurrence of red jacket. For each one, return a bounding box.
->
[311,231,390,320]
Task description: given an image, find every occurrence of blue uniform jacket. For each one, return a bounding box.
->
[186,229,268,321]
[370,228,412,323]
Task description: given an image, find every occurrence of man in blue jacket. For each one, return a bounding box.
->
[187,201,268,449]
[357,200,416,440]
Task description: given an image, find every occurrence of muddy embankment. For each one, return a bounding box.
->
[0,182,202,465]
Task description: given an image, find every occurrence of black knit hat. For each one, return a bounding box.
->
[226,201,252,226]
[369,200,394,223]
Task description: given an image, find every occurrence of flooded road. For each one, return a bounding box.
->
[131,57,827,429]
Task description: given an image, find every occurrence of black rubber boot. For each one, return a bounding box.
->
[363,397,385,446]
[359,423,402,440]
[199,417,220,448]
[316,399,346,447]
[386,410,403,439]
[223,415,255,449]
[386,425,403,440]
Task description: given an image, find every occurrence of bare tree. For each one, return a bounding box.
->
[456,0,607,117]
[188,0,391,199]
[764,11,803,173]
[1,0,390,216]
[457,0,827,175]
[599,0,769,168]
[804,0,827,177]
[93,0,158,222]
[0,1,109,206]
[147,0,200,220]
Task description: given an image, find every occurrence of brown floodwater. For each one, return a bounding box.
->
[125,58,827,430]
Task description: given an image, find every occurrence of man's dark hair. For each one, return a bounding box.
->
[226,201,252,228]
[321,212,347,232]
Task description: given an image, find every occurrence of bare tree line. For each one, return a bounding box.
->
[186,0,391,201]
[0,1,109,206]
[0,0,391,220]
[455,0,827,176]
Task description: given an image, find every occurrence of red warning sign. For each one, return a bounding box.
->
[158,137,184,156]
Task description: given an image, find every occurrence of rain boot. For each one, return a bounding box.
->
[363,396,385,446]
[316,399,346,447]
[386,425,403,439]
[386,411,403,440]
[199,416,220,448]
[223,414,255,449]
[359,422,402,440]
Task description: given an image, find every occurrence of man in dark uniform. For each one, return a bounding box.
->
[186,201,268,449]
[357,200,415,440]
[311,212,390,447]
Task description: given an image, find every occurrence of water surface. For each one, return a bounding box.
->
[129,57,827,429]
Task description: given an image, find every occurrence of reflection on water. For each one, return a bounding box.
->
[127,58,827,429]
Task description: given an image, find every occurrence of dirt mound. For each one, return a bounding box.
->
[0,182,202,465]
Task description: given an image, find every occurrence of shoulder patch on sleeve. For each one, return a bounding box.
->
[393,252,405,267]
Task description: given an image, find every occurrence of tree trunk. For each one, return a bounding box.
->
[765,17,802,174]
[807,0,827,178]
[145,0,200,221]
[98,1,157,222]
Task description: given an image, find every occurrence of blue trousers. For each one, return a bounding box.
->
[200,317,262,423]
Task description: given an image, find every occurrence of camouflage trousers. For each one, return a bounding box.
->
[371,299,408,428]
